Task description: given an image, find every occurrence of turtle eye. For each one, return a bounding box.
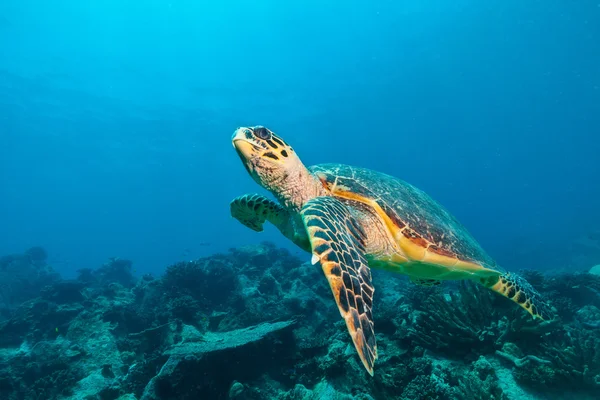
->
[253,127,271,140]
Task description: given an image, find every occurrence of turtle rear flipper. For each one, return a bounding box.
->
[301,196,377,375]
[487,272,554,320]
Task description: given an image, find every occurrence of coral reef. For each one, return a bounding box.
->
[0,244,599,399]
[0,247,59,320]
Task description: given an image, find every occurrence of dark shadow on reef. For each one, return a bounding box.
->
[0,244,600,399]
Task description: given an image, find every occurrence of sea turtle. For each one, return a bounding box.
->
[230,126,553,375]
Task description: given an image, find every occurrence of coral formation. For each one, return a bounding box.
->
[0,246,59,320]
[0,244,599,399]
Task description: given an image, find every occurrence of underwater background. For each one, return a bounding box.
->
[1,0,600,399]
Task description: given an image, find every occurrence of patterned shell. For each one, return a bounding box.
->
[309,163,501,271]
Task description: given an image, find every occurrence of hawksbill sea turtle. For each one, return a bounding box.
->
[230,126,554,375]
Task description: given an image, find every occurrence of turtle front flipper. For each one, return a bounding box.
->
[231,194,309,250]
[230,194,282,232]
[487,272,554,320]
[230,193,295,236]
[301,196,377,375]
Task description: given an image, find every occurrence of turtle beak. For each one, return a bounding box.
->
[233,139,256,161]
[232,128,262,180]
[232,128,259,162]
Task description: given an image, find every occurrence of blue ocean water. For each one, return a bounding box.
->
[1,0,599,277]
[3,2,600,399]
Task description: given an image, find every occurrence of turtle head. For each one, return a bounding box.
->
[232,126,325,209]
[232,126,300,187]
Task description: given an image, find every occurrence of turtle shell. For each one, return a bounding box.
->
[309,163,501,271]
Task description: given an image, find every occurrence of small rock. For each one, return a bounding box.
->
[589,264,600,276]
[501,342,523,358]
[116,395,138,400]
[208,311,229,331]
[577,305,600,328]
[228,381,244,399]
